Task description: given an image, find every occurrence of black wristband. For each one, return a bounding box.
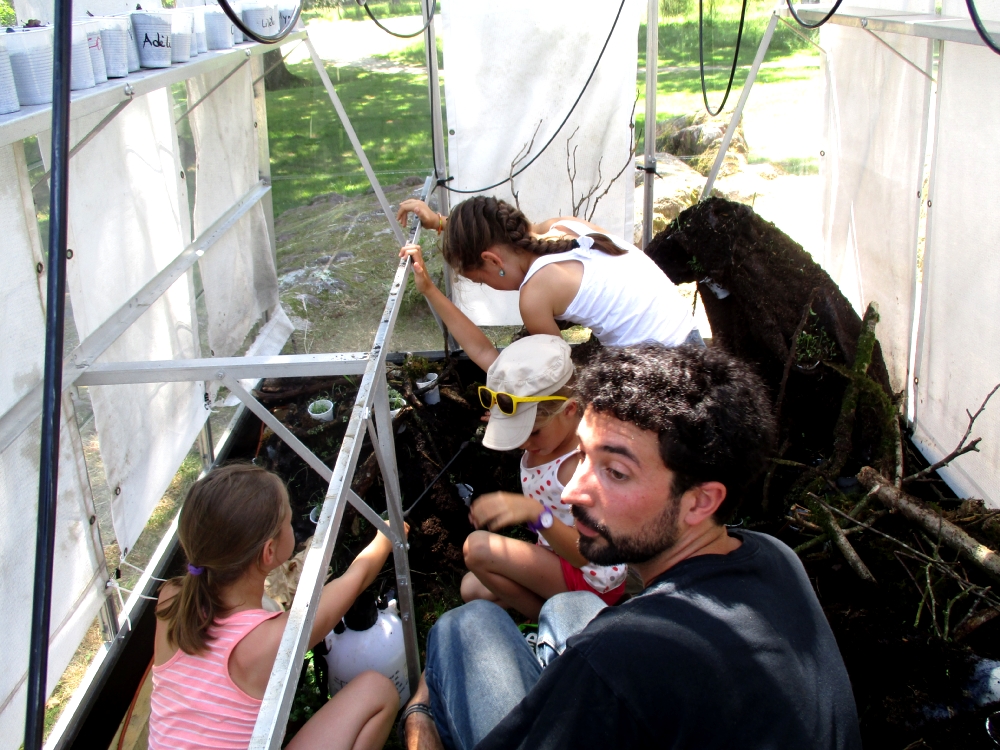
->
[397,702,434,741]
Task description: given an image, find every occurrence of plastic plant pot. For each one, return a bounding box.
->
[191,7,207,54]
[70,22,96,90]
[278,1,296,30]
[83,20,108,84]
[241,2,279,40]
[308,399,335,422]
[132,11,173,69]
[120,13,141,72]
[98,17,130,79]
[205,8,235,50]
[416,373,440,405]
[170,10,193,64]
[5,27,53,106]
[231,2,245,44]
[0,35,21,115]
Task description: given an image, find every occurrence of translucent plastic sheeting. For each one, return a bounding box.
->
[188,64,279,358]
[0,144,105,750]
[11,0,164,24]
[39,91,208,553]
[942,0,1000,21]
[441,0,643,325]
[819,23,932,393]
[912,41,1000,508]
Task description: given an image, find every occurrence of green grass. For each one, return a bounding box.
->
[373,34,444,70]
[266,61,438,217]
[0,0,15,26]
[303,0,437,24]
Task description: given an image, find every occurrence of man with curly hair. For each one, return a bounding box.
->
[401,343,861,750]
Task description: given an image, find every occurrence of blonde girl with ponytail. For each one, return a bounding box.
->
[395,196,701,370]
[150,464,403,750]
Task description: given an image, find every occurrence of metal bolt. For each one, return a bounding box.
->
[216,371,225,380]
[820,150,825,156]
[66,248,73,259]
[89,515,96,525]
[927,199,932,207]
[180,171,185,179]
[245,49,252,57]
[449,129,455,135]
[861,17,868,27]
[36,262,43,274]
[254,121,258,128]
[115,486,122,496]
[124,83,134,96]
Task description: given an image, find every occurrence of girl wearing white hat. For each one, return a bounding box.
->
[460,335,627,619]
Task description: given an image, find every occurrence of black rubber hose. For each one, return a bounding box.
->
[699,0,749,117]
[785,0,845,29]
[217,0,302,44]
[363,0,436,39]
[24,1,73,747]
[966,0,1000,55]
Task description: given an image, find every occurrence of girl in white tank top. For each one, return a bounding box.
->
[396,197,699,364]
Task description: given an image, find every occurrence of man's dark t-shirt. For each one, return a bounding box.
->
[476,531,861,750]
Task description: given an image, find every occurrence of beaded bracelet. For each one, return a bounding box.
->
[436,214,444,234]
[397,702,434,741]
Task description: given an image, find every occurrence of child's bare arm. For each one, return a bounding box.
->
[470,493,589,568]
[308,526,402,648]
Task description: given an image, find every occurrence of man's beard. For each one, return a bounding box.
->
[572,497,682,566]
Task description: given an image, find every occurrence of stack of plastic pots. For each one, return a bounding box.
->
[98,17,130,79]
[0,34,20,114]
[5,27,53,105]
[242,1,278,40]
[192,7,207,54]
[205,6,235,50]
[170,10,194,64]
[120,12,141,72]
[70,21,96,90]
[84,20,108,84]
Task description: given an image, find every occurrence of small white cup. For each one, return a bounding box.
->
[308,399,335,422]
[416,373,440,405]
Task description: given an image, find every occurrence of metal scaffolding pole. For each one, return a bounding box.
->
[641,0,658,249]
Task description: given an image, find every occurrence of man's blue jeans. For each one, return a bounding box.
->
[424,593,607,750]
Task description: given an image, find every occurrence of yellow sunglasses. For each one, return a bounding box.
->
[477,386,567,416]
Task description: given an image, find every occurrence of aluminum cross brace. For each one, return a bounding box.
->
[0,180,270,456]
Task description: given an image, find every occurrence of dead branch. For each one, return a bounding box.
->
[808,494,877,582]
[774,288,818,427]
[793,516,880,554]
[954,603,1000,640]
[902,382,1000,485]
[509,119,543,211]
[859,466,1000,583]
[585,92,640,223]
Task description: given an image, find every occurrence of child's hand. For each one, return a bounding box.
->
[399,244,436,296]
[397,199,440,231]
[469,492,545,531]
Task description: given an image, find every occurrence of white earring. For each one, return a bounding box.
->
[499,268,505,277]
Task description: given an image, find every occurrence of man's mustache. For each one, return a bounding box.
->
[571,505,612,541]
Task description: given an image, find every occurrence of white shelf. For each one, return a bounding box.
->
[0,30,306,149]
[784,4,996,46]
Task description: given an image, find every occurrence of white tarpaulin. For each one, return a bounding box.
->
[912,40,1000,508]
[441,0,643,325]
[819,10,932,393]
[188,64,279,357]
[0,143,105,750]
[40,90,208,553]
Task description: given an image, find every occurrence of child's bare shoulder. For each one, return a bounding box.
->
[557,452,581,485]
[156,581,181,610]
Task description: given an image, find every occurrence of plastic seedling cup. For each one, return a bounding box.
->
[242,2,278,40]
[98,17,130,79]
[170,10,193,64]
[192,7,207,54]
[120,13,141,72]
[0,35,21,114]
[70,22,96,90]
[5,27,53,105]
[308,399,335,422]
[205,8,234,50]
[278,1,296,30]
[83,20,108,84]
[416,373,440,405]
[231,2,245,44]
[132,11,172,69]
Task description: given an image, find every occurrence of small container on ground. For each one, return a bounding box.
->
[205,8,234,49]
[416,372,440,405]
[0,35,21,115]
[70,22,96,90]
[132,11,172,69]
[84,20,108,84]
[98,17,130,79]
[170,10,193,64]
[5,27,53,106]
[308,399,335,422]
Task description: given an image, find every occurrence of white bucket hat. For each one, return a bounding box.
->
[482,335,575,451]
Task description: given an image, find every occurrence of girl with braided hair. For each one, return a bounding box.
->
[396,196,699,367]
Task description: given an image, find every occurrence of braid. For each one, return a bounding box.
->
[442,196,622,273]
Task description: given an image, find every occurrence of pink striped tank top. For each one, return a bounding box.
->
[149,609,282,749]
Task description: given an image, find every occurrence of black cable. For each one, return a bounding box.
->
[698,0,749,117]
[966,0,1000,55]
[785,0,845,29]
[217,0,302,44]
[438,0,628,195]
[362,0,436,39]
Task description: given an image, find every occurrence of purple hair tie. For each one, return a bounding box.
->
[187,563,205,576]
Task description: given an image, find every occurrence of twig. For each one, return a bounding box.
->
[775,288,818,427]
[808,494,876,582]
[509,120,543,211]
[793,512,885,554]
[903,382,1000,485]
[859,466,1000,583]
[954,601,1000,640]
[586,92,640,222]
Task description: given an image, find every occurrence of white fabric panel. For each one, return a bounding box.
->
[942,0,1000,19]
[0,144,104,750]
[441,0,643,325]
[188,65,278,357]
[912,42,1000,507]
[12,0,164,24]
[819,25,931,392]
[40,90,207,553]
